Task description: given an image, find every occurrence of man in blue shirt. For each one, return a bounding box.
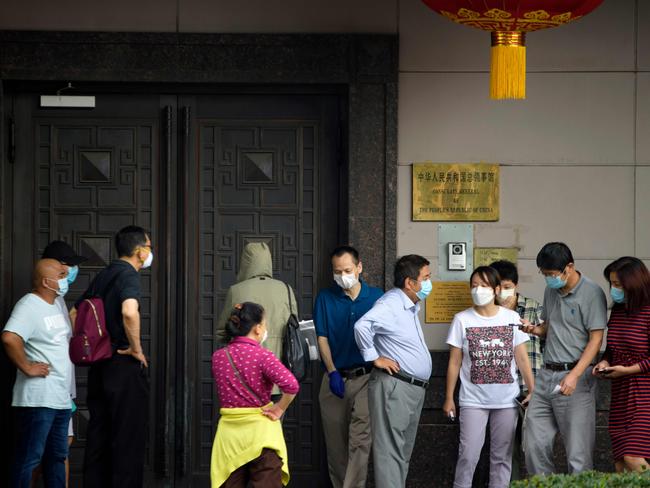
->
[314,246,383,488]
[354,254,433,488]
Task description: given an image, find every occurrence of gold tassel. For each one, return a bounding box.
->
[490,31,526,100]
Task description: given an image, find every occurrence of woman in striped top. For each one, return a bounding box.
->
[593,257,650,472]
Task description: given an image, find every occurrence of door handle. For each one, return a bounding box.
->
[178,105,191,478]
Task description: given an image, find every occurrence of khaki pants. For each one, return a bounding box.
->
[319,373,371,488]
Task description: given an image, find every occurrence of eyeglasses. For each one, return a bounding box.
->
[539,267,566,278]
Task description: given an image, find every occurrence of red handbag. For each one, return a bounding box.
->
[69,268,124,365]
[69,297,113,365]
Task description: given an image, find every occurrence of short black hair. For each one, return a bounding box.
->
[489,260,518,285]
[115,225,149,257]
[536,242,574,271]
[225,302,265,339]
[330,245,359,264]
[393,254,430,289]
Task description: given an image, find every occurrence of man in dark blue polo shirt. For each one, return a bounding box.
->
[314,246,383,488]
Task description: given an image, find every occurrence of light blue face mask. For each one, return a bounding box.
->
[416,279,433,300]
[610,286,625,304]
[66,265,79,284]
[544,271,567,289]
[56,278,69,297]
[47,277,69,297]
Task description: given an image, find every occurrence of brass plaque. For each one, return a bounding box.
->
[474,247,519,268]
[425,281,474,323]
[412,162,499,221]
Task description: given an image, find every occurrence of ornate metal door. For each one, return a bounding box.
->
[3,90,343,487]
[184,93,343,486]
[5,93,168,487]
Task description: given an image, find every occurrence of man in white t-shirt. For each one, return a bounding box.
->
[2,259,73,487]
[42,240,87,484]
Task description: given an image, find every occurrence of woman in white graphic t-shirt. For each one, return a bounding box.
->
[443,266,534,488]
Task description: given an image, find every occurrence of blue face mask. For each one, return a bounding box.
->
[416,279,433,300]
[544,271,567,289]
[46,277,69,297]
[610,286,625,304]
[66,265,79,284]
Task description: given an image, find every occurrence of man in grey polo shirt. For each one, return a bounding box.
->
[522,242,607,474]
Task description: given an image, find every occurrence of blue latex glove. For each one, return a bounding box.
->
[328,371,345,399]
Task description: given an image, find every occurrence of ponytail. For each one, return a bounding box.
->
[225,302,265,339]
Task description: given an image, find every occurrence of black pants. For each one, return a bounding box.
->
[83,354,149,488]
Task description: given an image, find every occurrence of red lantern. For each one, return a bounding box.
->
[421,0,605,99]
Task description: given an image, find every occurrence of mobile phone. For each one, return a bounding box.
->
[598,368,610,375]
[514,396,528,409]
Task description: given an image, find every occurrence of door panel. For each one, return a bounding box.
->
[4,90,344,487]
[188,94,342,485]
[38,117,160,486]
[7,94,167,487]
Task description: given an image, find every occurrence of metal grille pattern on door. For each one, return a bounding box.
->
[35,119,158,478]
[197,121,319,471]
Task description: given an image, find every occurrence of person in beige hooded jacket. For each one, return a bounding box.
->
[216,242,298,366]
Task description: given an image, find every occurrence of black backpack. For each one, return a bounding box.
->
[282,284,310,382]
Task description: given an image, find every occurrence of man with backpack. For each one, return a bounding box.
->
[74,226,153,488]
[216,242,298,388]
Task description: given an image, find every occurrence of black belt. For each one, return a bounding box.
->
[339,365,372,379]
[544,361,578,371]
[375,367,429,389]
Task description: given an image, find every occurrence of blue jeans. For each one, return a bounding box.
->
[12,407,71,488]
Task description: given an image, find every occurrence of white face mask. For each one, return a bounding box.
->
[261,329,268,343]
[333,272,359,290]
[471,286,495,306]
[498,288,516,302]
[142,250,153,269]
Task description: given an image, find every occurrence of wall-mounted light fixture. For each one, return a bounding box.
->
[40,83,95,108]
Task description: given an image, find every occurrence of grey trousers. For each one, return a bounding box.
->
[523,368,597,474]
[368,370,426,488]
[319,373,371,488]
[453,407,519,488]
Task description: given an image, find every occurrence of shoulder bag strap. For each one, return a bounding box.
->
[225,347,264,406]
[285,282,294,316]
[83,299,104,338]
